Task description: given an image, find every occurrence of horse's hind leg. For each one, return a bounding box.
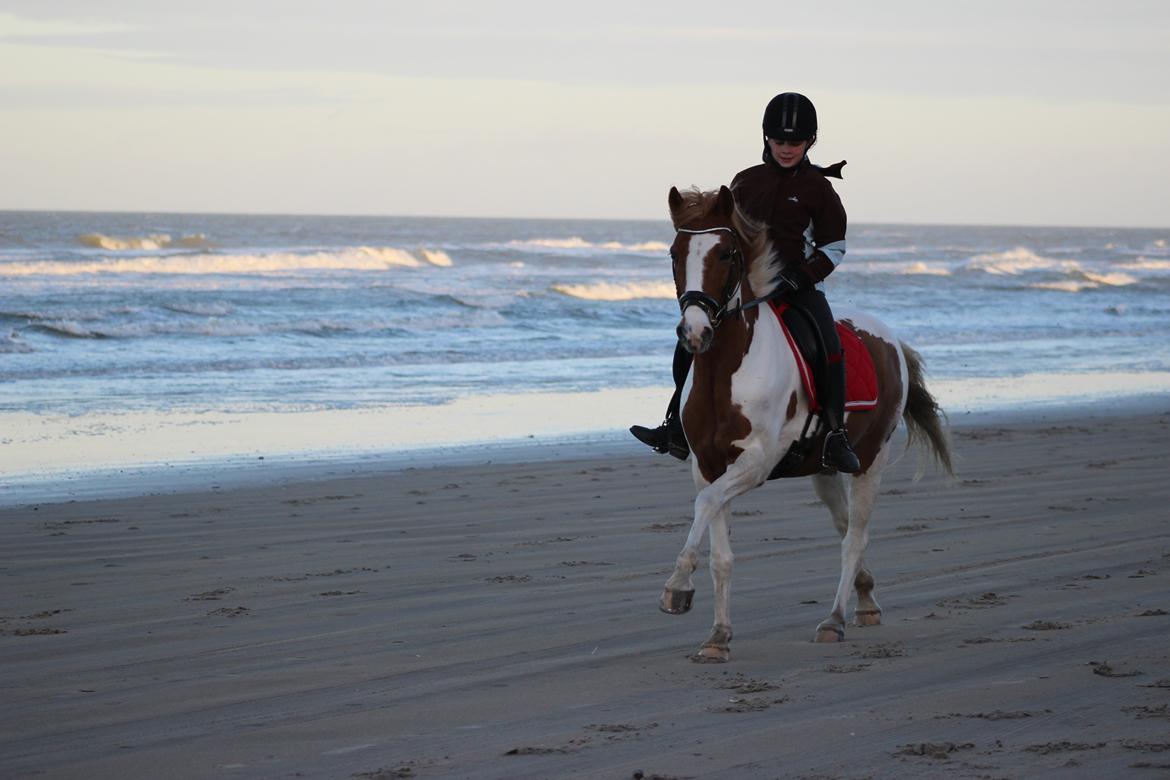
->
[812,454,887,642]
[812,473,881,634]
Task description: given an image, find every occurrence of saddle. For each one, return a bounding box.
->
[769,300,878,413]
[766,300,878,479]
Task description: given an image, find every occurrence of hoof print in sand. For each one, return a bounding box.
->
[1090,660,1143,678]
[1024,741,1106,754]
[717,677,781,693]
[939,709,1049,720]
[4,627,68,636]
[1021,619,1071,631]
[708,696,788,713]
[186,588,235,601]
[1123,704,1170,720]
[206,606,250,618]
[895,741,974,759]
[857,642,905,659]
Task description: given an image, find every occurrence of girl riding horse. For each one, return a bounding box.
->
[631,92,859,473]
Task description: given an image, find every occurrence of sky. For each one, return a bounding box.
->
[1,1,1168,226]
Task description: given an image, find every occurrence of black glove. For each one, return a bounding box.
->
[775,269,805,295]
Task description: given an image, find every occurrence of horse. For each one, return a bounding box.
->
[659,185,953,662]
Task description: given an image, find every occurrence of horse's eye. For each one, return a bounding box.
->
[720,251,733,263]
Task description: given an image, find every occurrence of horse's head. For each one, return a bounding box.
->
[668,185,744,354]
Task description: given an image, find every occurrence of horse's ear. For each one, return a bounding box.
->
[668,186,684,216]
[717,185,734,217]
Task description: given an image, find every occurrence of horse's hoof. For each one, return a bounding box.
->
[692,645,730,663]
[854,609,882,627]
[813,625,845,643]
[659,588,694,615]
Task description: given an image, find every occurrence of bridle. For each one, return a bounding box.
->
[674,226,746,328]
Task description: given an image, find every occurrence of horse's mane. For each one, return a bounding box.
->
[672,187,780,299]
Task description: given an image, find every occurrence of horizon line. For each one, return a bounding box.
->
[0,206,1166,233]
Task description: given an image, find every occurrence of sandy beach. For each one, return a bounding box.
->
[2,408,1169,779]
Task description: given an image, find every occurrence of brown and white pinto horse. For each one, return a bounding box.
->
[660,185,953,662]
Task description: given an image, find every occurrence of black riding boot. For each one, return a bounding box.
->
[821,358,861,473]
[629,346,692,461]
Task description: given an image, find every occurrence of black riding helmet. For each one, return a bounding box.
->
[761,92,817,164]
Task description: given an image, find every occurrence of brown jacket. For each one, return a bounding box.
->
[730,158,847,288]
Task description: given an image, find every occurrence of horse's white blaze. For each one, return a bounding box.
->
[683,233,721,296]
[678,233,721,348]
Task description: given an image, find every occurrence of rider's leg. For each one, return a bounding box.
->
[795,289,860,473]
[630,343,692,459]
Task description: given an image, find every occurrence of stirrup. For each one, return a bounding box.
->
[822,429,860,474]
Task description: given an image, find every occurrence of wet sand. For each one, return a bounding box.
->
[2,409,1169,779]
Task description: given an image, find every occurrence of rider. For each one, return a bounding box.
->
[630,91,861,474]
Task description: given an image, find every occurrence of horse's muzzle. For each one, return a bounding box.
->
[677,317,713,354]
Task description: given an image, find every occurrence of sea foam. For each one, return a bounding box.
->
[962,246,1081,275]
[508,238,669,254]
[552,281,676,301]
[0,247,453,277]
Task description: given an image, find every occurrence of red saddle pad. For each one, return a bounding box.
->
[768,301,879,413]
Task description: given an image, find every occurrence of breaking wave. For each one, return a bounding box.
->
[961,247,1082,275]
[508,237,669,254]
[79,233,214,251]
[1029,270,1138,293]
[1118,258,1170,271]
[552,281,677,301]
[844,260,952,276]
[0,247,453,277]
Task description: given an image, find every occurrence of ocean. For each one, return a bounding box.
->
[2,210,1169,489]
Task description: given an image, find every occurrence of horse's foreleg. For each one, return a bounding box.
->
[679,453,765,662]
[815,455,886,643]
[694,504,733,662]
[660,473,712,615]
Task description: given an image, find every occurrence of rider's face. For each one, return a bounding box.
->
[767,138,808,168]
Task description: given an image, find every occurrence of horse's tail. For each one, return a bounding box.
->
[901,342,954,477]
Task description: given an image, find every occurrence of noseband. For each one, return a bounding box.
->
[675,226,746,328]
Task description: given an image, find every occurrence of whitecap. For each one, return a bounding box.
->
[506,237,669,254]
[1117,258,1170,271]
[839,260,951,276]
[514,237,594,250]
[420,249,453,267]
[356,247,422,267]
[0,247,451,277]
[1081,271,1136,286]
[963,246,1081,275]
[896,261,951,276]
[78,232,213,251]
[1029,280,1097,293]
[552,281,677,301]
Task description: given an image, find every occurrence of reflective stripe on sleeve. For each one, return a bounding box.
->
[818,239,846,267]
